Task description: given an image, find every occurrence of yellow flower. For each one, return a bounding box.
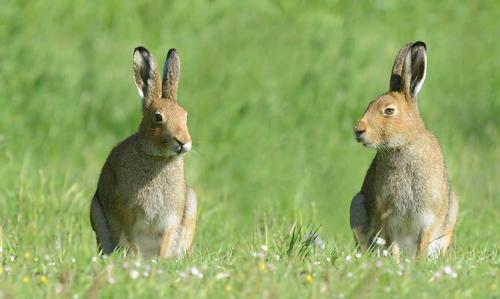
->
[23,252,32,260]
[0,267,3,275]
[21,276,30,284]
[257,261,266,271]
[224,284,232,293]
[305,274,314,284]
[40,275,48,285]
[491,284,497,291]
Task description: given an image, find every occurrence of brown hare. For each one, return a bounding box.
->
[90,47,197,258]
[350,41,458,258]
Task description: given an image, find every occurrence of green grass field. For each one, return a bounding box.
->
[1,1,499,298]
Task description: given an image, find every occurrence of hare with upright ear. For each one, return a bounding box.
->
[350,41,458,258]
[90,47,197,258]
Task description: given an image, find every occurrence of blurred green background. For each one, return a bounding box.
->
[0,0,498,297]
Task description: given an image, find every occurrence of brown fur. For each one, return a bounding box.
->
[350,41,458,258]
[90,47,197,258]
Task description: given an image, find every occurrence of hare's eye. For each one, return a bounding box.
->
[153,112,164,123]
[384,107,395,115]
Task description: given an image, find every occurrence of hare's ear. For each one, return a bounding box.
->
[162,48,180,99]
[133,47,160,106]
[389,41,427,100]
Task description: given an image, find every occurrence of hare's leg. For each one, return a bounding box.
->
[90,196,115,254]
[428,192,459,257]
[159,228,175,259]
[176,188,197,256]
[350,193,370,251]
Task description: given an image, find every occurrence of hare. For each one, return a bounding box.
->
[350,41,458,258]
[90,47,197,258]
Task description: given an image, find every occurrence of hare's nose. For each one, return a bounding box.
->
[182,141,192,152]
[174,138,192,153]
[355,128,365,139]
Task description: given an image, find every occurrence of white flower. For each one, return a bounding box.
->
[345,255,352,262]
[122,262,129,269]
[151,259,157,264]
[71,258,76,263]
[375,238,386,246]
[9,255,15,262]
[179,271,188,279]
[91,257,97,263]
[129,270,140,280]
[191,267,203,279]
[347,272,353,278]
[260,245,268,252]
[355,253,362,258]
[375,260,383,268]
[450,272,458,279]
[433,271,442,279]
[143,272,149,277]
[443,266,453,275]
[381,250,389,257]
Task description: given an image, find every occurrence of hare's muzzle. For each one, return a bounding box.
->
[173,139,192,154]
[354,126,366,143]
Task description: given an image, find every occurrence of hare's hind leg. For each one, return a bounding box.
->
[350,193,370,251]
[90,196,115,254]
[428,192,459,258]
[175,188,197,257]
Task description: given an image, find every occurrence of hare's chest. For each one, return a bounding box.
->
[374,163,425,216]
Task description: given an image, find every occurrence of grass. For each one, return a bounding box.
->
[0,0,499,298]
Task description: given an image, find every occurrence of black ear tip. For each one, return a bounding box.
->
[134,46,150,56]
[413,41,427,50]
[167,48,178,58]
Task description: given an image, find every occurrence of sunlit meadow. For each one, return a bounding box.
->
[0,1,499,298]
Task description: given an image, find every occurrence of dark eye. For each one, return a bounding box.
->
[153,112,164,123]
[384,107,395,115]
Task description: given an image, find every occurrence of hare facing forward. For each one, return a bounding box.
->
[90,47,197,258]
[350,41,458,258]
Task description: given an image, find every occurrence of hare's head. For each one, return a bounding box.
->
[133,47,191,157]
[354,41,428,149]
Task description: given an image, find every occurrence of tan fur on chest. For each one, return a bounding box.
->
[374,150,427,217]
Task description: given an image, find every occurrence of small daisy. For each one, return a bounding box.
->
[129,270,140,280]
[191,267,203,279]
